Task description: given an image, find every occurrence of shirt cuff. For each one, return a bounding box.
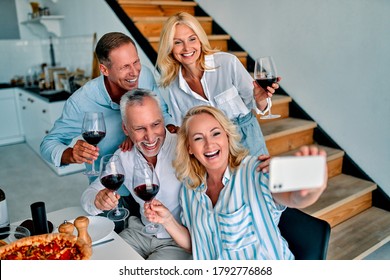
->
[81,188,104,216]
[52,145,69,167]
[254,97,272,116]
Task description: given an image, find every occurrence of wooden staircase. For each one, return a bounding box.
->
[109,0,390,260]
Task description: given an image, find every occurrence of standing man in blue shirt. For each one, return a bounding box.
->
[40,32,174,188]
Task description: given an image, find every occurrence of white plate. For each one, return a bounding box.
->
[56,216,114,245]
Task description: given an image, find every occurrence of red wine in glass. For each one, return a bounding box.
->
[82,131,106,146]
[254,56,280,119]
[100,174,125,191]
[255,77,278,90]
[82,112,106,176]
[100,154,129,221]
[133,162,162,235]
[134,183,159,201]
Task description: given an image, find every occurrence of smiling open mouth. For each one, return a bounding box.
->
[142,139,159,150]
[126,77,138,83]
[182,51,195,57]
[204,150,219,158]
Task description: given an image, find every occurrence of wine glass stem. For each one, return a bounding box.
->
[91,159,95,172]
[114,207,121,216]
[112,191,121,216]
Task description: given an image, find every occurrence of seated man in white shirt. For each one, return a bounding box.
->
[81,88,192,260]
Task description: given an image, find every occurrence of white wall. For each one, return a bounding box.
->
[47,0,153,69]
[197,0,390,195]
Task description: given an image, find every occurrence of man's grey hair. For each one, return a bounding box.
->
[119,88,161,125]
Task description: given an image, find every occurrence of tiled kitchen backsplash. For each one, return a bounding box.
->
[0,34,94,84]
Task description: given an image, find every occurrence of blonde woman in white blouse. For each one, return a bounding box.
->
[156,12,280,156]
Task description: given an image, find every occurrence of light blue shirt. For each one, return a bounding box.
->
[180,156,294,260]
[40,66,174,182]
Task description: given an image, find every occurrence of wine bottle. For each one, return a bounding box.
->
[0,188,10,228]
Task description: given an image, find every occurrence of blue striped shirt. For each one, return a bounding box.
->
[180,156,294,260]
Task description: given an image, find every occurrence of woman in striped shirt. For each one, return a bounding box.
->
[145,105,327,260]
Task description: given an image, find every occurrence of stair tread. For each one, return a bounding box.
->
[148,34,230,42]
[327,207,390,259]
[119,0,197,6]
[279,145,345,161]
[261,117,317,141]
[228,51,248,57]
[270,95,292,105]
[302,174,377,217]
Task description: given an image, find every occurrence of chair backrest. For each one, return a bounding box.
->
[278,207,331,260]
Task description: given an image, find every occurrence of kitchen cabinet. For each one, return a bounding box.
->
[17,89,84,175]
[0,88,24,146]
[18,89,51,154]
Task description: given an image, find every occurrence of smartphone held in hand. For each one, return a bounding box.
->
[269,156,326,193]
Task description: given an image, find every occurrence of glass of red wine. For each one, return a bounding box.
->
[99,154,129,221]
[82,112,106,176]
[254,56,280,119]
[133,162,162,235]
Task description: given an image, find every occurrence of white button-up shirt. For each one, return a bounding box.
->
[166,52,270,126]
[81,131,181,239]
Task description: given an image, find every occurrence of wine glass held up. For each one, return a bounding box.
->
[133,162,162,235]
[82,112,106,176]
[254,56,281,119]
[99,154,129,221]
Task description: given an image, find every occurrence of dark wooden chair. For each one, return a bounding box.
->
[278,207,331,260]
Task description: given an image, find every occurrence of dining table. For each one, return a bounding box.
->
[13,206,144,260]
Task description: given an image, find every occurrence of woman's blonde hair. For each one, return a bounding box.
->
[156,12,219,88]
[173,106,249,190]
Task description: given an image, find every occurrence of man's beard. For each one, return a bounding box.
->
[135,137,163,158]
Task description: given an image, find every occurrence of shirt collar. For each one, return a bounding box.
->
[204,54,216,71]
[196,165,231,192]
[178,54,216,92]
[222,167,231,186]
[158,129,173,158]
[99,75,121,110]
[178,67,188,92]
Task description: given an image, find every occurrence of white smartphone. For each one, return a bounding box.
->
[269,156,326,193]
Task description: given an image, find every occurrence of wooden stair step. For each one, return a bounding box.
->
[148,34,231,52]
[132,16,213,36]
[119,0,188,2]
[301,174,377,227]
[261,117,317,156]
[119,0,196,5]
[279,145,345,178]
[327,207,390,260]
[119,0,197,17]
[267,94,292,106]
[256,95,292,124]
